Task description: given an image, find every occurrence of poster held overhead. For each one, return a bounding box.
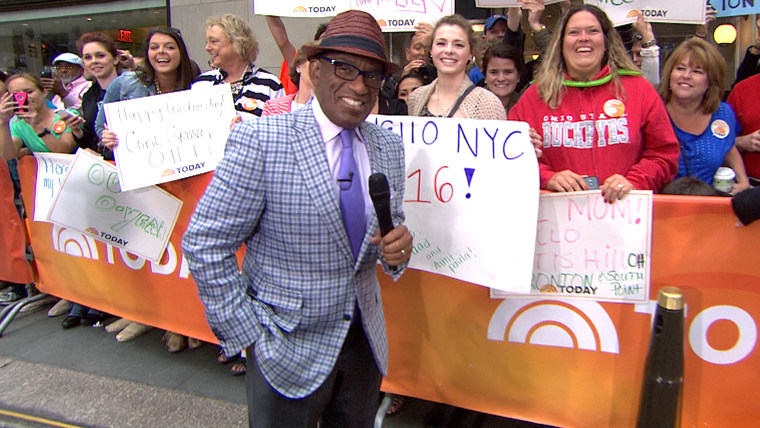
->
[584,0,706,26]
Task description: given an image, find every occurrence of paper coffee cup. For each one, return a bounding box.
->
[713,167,736,192]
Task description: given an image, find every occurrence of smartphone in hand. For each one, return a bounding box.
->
[13,91,28,111]
[40,66,54,79]
[583,176,600,190]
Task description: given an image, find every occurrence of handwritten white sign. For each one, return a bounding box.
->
[371,115,539,293]
[104,84,236,191]
[252,0,453,31]
[253,0,349,17]
[492,191,652,302]
[46,150,182,263]
[585,0,705,26]
[33,153,74,222]
[353,0,454,32]
[476,0,566,7]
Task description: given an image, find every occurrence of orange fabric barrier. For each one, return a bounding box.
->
[0,160,34,284]
[18,156,760,427]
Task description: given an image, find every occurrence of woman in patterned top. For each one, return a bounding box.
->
[193,14,284,120]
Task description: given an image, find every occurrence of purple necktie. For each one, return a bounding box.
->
[338,128,365,261]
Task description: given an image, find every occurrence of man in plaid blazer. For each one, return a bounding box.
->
[183,10,413,428]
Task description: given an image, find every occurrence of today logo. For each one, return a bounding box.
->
[293,5,336,13]
[377,18,416,27]
[51,225,189,278]
[488,297,757,365]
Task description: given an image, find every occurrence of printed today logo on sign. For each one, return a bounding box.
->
[586,0,705,25]
[293,5,337,13]
[377,18,417,28]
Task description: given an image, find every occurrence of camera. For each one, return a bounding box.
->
[416,63,437,83]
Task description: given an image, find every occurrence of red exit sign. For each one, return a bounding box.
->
[117,30,133,43]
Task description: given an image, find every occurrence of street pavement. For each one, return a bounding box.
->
[0,298,549,428]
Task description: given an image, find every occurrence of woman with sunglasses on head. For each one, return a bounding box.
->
[97,27,201,351]
[193,14,284,120]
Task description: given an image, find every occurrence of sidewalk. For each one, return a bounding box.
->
[0,301,549,428]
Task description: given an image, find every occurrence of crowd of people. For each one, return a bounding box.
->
[2,2,760,427]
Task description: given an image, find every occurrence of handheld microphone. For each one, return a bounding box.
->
[369,173,394,236]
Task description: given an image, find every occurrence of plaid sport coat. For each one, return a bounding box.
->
[183,101,407,398]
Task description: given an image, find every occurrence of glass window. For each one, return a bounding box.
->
[0,1,167,74]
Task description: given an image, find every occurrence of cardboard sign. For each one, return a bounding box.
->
[585,0,706,26]
[33,153,74,222]
[372,115,539,293]
[104,84,236,191]
[46,150,182,263]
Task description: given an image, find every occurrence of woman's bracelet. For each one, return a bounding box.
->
[641,39,658,48]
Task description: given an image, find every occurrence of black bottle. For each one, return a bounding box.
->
[636,286,685,428]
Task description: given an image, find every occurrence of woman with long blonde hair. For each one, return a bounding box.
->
[509,4,678,203]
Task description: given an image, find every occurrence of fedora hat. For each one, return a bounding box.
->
[301,10,399,74]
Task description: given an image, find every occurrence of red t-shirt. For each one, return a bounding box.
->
[279,54,298,95]
[727,73,760,179]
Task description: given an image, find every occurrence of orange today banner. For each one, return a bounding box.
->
[15,156,760,427]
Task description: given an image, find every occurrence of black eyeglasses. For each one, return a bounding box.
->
[317,56,385,89]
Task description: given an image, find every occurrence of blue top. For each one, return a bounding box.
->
[468,65,484,85]
[95,72,156,138]
[673,102,739,184]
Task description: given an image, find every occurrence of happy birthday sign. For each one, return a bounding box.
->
[104,84,236,191]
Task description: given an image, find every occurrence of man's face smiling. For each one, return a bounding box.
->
[310,51,383,129]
